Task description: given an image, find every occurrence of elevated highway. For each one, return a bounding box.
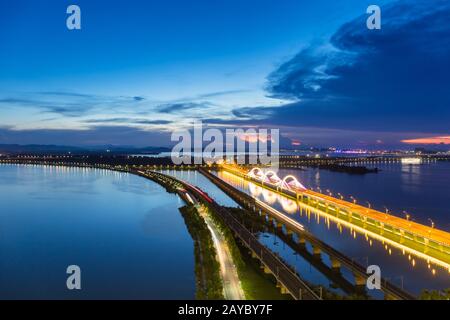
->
[200,168,417,300]
[220,164,450,271]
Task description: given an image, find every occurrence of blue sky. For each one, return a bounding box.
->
[0,0,449,148]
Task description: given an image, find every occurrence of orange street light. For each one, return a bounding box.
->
[383,206,390,219]
[403,211,410,221]
[428,218,435,229]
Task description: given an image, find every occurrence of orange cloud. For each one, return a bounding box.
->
[401,136,450,145]
[237,133,274,143]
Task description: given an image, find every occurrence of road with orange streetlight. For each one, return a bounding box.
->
[219,164,450,270]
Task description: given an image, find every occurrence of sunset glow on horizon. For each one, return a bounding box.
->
[402,136,450,145]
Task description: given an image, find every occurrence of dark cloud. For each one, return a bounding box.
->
[0,126,170,147]
[195,89,250,99]
[232,107,274,120]
[39,104,93,117]
[84,118,171,125]
[0,98,36,104]
[157,102,211,113]
[38,91,146,102]
[259,0,450,133]
[0,97,93,117]
[0,91,147,117]
[37,91,97,99]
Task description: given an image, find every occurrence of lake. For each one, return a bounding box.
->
[0,164,195,299]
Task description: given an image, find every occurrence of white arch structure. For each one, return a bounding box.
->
[249,167,265,178]
[248,168,307,191]
[281,175,307,191]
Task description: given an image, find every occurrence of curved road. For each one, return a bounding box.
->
[201,208,245,300]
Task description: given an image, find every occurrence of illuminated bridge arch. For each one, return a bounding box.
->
[248,167,307,191]
[281,175,307,191]
[249,167,264,178]
[263,170,281,184]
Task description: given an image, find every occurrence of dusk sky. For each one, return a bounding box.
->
[0,0,449,148]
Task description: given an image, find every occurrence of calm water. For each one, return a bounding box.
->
[0,164,195,299]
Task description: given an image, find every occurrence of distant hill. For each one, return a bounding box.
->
[0,144,171,155]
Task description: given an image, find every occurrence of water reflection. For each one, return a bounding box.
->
[400,164,422,194]
[0,164,196,299]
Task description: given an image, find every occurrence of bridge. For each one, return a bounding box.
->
[136,169,321,300]
[200,168,416,300]
[219,164,450,272]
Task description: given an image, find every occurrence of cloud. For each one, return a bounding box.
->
[195,89,250,99]
[83,118,171,125]
[232,106,274,120]
[38,91,146,102]
[0,88,258,136]
[255,0,450,134]
[157,102,212,114]
[37,91,97,99]
[0,91,147,117]
[39,105,94,117]
[0,97,93,117]
[402,136,450,145]
[0,125,170,147]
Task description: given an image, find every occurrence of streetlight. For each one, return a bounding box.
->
[428,218,435,229]
[316,187,322,193]
[350,196,357,204]
[403,211,410,221]
[337,193,344,200]
[366,201,372,209]
[383,206,390,219]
